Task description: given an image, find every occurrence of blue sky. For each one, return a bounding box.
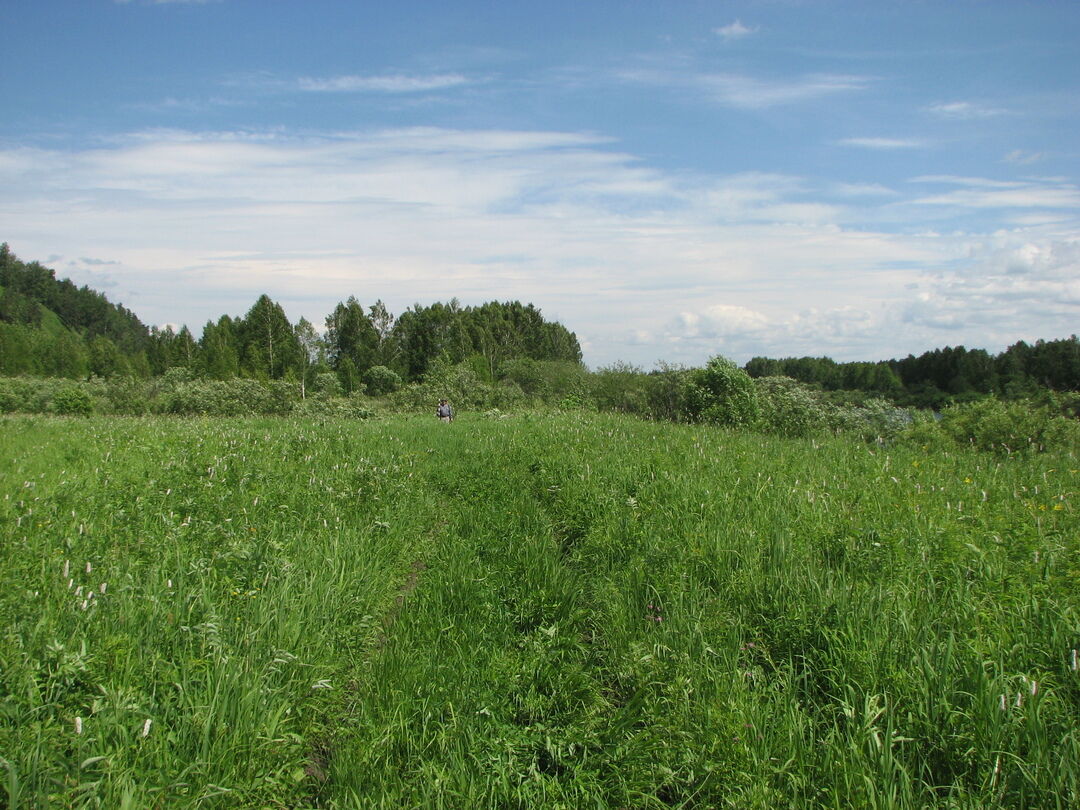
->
[2,0,1078,367]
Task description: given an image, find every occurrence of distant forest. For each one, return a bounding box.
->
[0,243,582,392]
[1,243,1078,407]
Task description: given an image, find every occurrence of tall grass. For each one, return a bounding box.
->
[1,411,1077,807]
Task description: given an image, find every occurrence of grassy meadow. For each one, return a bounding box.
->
[1,411,1078,808]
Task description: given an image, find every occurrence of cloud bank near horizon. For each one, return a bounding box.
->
[3,126,1077,367]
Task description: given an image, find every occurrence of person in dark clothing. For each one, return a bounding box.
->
[436,399,454,423]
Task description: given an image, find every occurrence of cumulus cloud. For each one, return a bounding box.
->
[2,127,1077,366]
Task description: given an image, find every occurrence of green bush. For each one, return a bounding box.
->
[682,355,759,427]
[363,365,402,396]
[0,377,33,412]
[164,378,296,416]
[390,359,526,414]
[932,397,1080,454]
[500,358,590,404]
[754,376,830,438]
[293,393,375,419]
[589,362,648,415]
[829,397,917,443]
[52,386,93,416]
[644,363,690,422]
[102,376,151,415]
[313,372,343,399]
[0,377,95,414]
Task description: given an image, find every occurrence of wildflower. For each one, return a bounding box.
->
[85,562,92,574]
[99,582,107,594]
[311,679,333,690]
[141,718,152,738]
[75,716,83,734]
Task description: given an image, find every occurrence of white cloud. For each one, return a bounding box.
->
[1004,149,1044,165]
[701,73,869,108]
[2,127,1077,366]
[839,137,927,150]
[115,0,222,5]
[297,74,471,93]
[928,101,1009,119]
[832,182,899,198]
[619,69,870,109]
[714,20,757,41]
[911,177,1080,210]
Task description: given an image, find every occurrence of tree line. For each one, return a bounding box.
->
[0,244,582,392]
[745,338,1080,408]
[2,244,1078,407]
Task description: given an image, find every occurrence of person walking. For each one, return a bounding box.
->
[436,398,454,423]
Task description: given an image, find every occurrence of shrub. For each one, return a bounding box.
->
[830,397,917,443]
[160,366,195,390]
[363,365,402,396]
[0,377,35,412]
[313,372,343,399]
[164,378,296,416]
[294,393,374,419]
[682,355,759,427]
[589,362,648,415]
[933,397,1080,454]
[754,376,830,438]
[390,359,526,414]
[644,363,691,422]
[500,358,590,405]
[52,386,93,416]
[103,376,151,415]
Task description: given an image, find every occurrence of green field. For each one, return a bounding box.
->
[2,412,1078,808]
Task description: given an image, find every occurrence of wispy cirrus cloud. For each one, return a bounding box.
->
[704,73,869,108]
[927,100,1009,119]
[1004,149,1044,165]
[839,137,927,150]
[115,0,222,5]
[297,73,472,93]
[620,69,871,109]
[911,177,1080,210]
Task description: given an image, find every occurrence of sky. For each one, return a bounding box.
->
[2,0,1078,368]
